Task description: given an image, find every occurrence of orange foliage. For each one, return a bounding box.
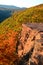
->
[0,30,18,65]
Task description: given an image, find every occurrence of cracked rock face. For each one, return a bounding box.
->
[17,24,43,65]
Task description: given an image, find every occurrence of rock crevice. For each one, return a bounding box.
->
[17,23,43,65]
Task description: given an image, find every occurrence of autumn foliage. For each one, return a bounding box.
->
[0,30,18,65]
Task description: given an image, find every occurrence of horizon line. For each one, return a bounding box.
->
[0,3,43,8]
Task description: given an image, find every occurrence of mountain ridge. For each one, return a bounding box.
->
[0,5,20,9]
[0,4,43,34]
[0,5,25,22]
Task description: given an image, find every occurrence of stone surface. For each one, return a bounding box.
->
[17,23,43,65]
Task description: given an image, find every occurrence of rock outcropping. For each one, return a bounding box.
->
[17,23,43,65]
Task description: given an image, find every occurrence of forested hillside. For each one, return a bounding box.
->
[13,4,43,23]
[0,4,43,34]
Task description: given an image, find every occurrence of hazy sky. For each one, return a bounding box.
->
[0,0,43,8]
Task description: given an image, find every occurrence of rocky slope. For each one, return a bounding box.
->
[0,23,43,65]
[17,23,43,65]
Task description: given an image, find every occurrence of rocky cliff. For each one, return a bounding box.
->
[17,23,43,65]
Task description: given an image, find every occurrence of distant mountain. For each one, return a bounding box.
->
[0,9,13,22]
[0,5,25,22]
[0,5,20,9]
